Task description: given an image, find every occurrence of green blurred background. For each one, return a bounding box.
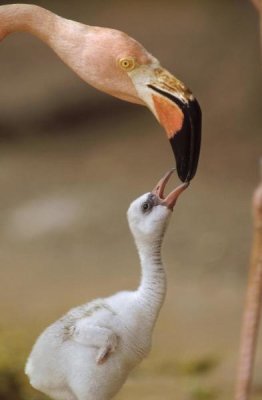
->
[0,1,261,399]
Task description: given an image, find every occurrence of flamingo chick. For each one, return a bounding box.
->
[0,4,201,182]
[25,169,188,400]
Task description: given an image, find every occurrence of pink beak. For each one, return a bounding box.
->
[152,169,189,211]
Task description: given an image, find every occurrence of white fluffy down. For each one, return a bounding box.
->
[25,193,172,400]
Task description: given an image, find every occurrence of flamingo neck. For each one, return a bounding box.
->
[0,4,92,81]
[136,236,167,325]
[0,4,58,42]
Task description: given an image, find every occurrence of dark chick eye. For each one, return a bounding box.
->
[141,201,152,213]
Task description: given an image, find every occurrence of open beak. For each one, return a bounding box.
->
[130,65,201,183]
[152,168,189,210]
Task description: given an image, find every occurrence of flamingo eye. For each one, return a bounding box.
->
[118,57,136,72]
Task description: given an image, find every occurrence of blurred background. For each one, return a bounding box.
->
[0,1,261,399]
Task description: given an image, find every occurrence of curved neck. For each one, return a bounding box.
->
[0,4,90,79]
[135,236,167,326]
[0,4,57,42]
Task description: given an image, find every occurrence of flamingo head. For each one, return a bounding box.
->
[84,28,201,182]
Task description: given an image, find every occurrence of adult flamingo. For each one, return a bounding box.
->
[0,4,201,182]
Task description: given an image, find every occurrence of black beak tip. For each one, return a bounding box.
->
[169,98,202,182]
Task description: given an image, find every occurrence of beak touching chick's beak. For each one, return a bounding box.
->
[152,168,189,211]
[129,64,201,183]
[148,68,202,183]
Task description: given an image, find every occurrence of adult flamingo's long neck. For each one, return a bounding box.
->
[136,236,167,325]
[1,5,58,42]
[0,5,98,87]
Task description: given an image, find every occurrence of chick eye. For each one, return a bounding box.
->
[141,201,152,213]
[118,57,136,72]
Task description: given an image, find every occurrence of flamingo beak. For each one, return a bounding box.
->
[152,168,189,210]
[130,65,201,183]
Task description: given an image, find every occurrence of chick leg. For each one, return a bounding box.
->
[70,321,119,364]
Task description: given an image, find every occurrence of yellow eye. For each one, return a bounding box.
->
[118,57,136,72]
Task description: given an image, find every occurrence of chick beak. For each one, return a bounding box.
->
[152,168,189,210]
